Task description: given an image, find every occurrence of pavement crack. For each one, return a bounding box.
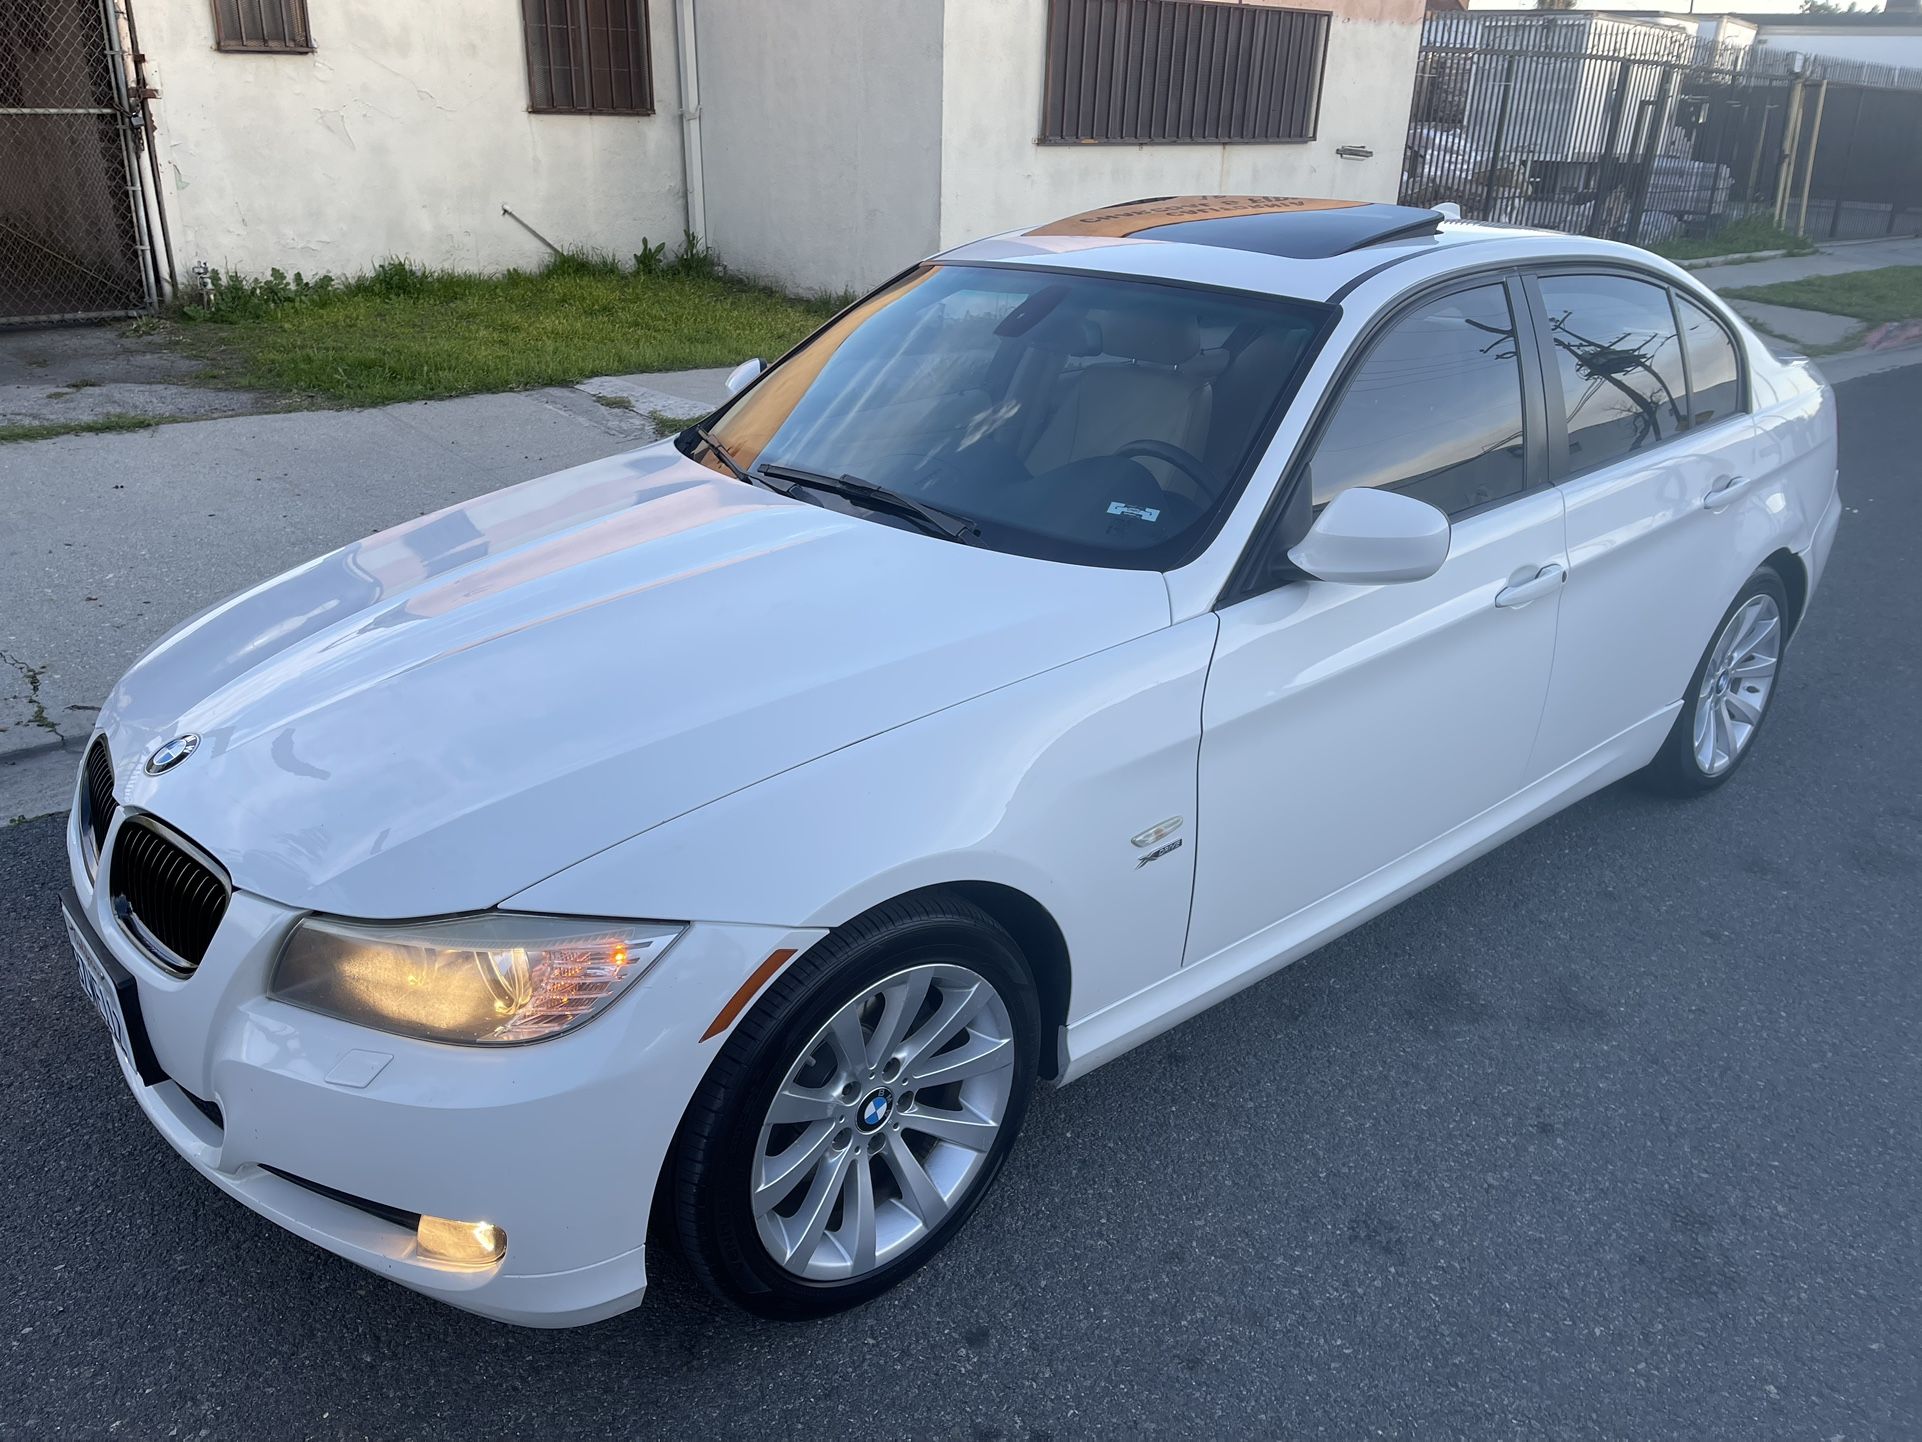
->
[0,651,65,742]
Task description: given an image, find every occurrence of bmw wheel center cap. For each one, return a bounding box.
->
[857,1087,894,1132]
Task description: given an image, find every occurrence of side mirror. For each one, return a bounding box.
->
[724,357,764,396]
[1286,487,1450,585]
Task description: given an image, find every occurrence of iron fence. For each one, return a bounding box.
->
[0,0,155,324]
[1402,12,1922,247]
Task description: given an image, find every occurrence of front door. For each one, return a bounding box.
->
[1187,278,1567,968]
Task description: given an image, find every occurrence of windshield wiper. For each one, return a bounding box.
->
[755,463,979,543]
[686,424,761,488]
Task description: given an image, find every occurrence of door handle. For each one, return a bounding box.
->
[1494,562,1565,609]
[1703,473,1756,511]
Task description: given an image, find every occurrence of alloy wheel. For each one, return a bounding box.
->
[1693,593,1782,777]
[750,962,1016,1281]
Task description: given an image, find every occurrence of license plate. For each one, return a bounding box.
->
[69,913,133,1069]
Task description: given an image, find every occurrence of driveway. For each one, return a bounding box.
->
[0,367,1915,1439]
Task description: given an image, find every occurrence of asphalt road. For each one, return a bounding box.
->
[2,367,1916,1440]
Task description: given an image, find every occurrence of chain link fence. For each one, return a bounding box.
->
[1,0,153,324]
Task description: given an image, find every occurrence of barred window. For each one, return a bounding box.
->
[210,0,313,54]
[1042,0,1329,145]
[521,0,654,116]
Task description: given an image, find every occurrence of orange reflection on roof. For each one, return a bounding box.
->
[1026,195,1365,239]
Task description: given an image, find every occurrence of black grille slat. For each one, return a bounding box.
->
[82,737,117,855]
[159,846,187,951]
[189,870,222,946]
[108,818,230,971]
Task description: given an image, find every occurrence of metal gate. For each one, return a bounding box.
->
[0,0,158,324]
[1402,11,1922,248]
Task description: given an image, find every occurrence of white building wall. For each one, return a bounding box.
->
[935,0,1425,251]
[695,0,946,296]
[137,0,689,280]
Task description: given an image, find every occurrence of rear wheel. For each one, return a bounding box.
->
[670,892,1040,1319]
[1642,569,1788,795]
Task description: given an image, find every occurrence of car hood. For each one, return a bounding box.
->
[101,443,1170,917]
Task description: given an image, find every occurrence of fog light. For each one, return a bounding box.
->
[416,1215,506,1267]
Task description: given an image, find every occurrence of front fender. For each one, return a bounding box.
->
[505,618,1220,1028]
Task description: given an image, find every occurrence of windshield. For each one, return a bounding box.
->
[684,264,1331,569]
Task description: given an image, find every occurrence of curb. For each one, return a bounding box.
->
[1677,248,1794,270]
[1814,342,1922,384]
[0,732,85,766]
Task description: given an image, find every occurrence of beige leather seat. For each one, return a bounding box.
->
[1027,307,1225,504]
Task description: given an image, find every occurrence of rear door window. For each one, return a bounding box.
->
[1538,274,1688,477]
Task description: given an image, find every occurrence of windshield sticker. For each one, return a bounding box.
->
[1107,502,1161,522]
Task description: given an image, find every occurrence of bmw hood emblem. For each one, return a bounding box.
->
[145,733,200,775]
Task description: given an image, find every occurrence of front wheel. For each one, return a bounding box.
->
[1642,569,1788,795]
[669,892,1040,1319]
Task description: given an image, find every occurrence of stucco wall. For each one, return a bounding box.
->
[137,0,689,280]
[936,0,1425,249]
[695,0,945,296]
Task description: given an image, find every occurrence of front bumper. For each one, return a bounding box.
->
[65,800,822,1327]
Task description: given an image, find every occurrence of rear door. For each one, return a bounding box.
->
[1186,277,1568,969]
[1521,270,1765,780]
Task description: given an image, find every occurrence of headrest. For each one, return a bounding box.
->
[1021,311,1101,356]
[1178,346,1231,382]
[1094,307,1201,366]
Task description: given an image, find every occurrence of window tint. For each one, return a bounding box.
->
[1308,284,1527,516]
[1538,274,1688,476]
[1677,295,1743,427]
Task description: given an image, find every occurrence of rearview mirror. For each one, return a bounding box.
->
[724,357,764,396]
[1286,487,1450,585]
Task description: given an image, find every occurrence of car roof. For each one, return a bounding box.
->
[935,195,1597,304]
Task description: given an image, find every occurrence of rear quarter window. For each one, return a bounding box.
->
[1677,294,1745,428]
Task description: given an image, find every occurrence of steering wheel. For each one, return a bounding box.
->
[1116,439,1217,500]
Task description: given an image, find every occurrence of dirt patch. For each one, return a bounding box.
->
[0,320,265,431]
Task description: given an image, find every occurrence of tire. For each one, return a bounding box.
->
[669,890,1041,1319]
[1641,568,1790,796]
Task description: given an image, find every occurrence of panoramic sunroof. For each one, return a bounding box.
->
[1026,196,1446,260]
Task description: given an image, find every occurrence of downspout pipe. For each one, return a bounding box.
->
[121,0,177,301]
[674,0,706,244]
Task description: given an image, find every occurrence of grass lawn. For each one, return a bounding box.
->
[1648,216,1816,264]
[0,414,160,445]
[1721,266,1922,325]
[181,257,838,408]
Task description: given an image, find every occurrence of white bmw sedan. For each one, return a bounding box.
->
[64,197,1839,1326]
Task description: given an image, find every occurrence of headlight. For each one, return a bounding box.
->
[269,912,685,1045]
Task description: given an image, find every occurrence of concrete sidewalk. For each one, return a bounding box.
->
[1689,236,1922,364]
[1,364,732,818]
[1686,235,1922,292]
